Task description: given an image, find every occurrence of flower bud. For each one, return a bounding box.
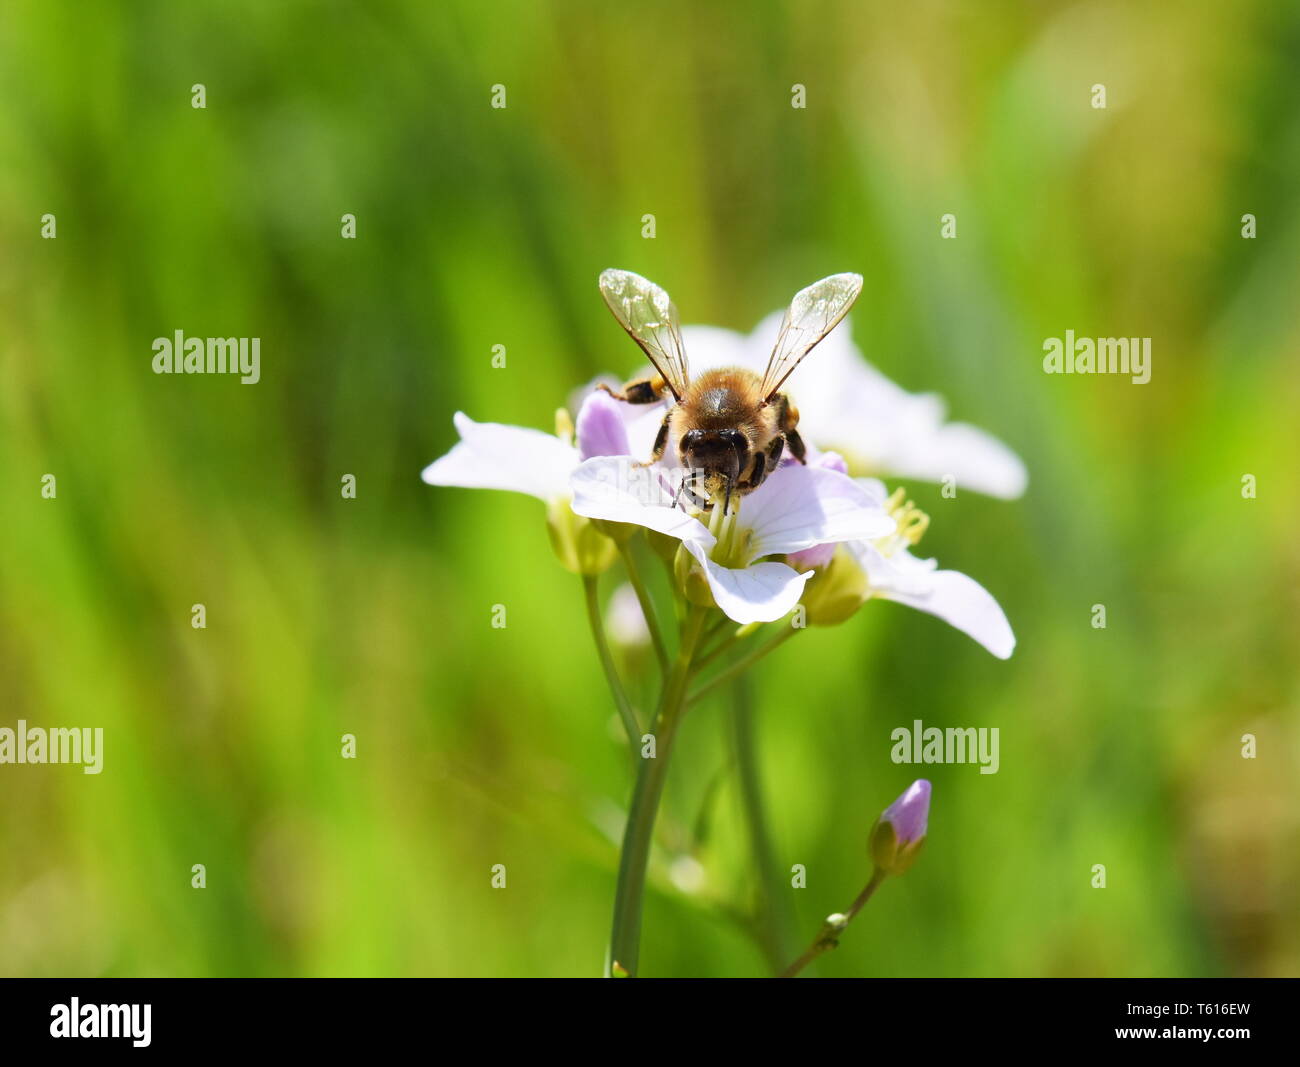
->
[673,543,716,609]
[645,528,681,561]
[590,517,637,545]
[796,545,870,626]
[547,498,617,576]
[869,779,930,876]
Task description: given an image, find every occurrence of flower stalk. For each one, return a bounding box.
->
[777,868,887,978]
[732,675,798,970]
[778,780,931,977]
[582,575,640,751]
[689,622,799,705]
[617,540,668,672]
[606,605,708,977]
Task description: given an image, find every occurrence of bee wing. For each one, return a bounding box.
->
[598,269,691,400]
[759,272,863,400]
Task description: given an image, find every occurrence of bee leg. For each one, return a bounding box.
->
[598,376,669,405]
[771,395,806,465]
[784,429,807,465]
[648,413,669,462]
[736,450,766,492]
[676,472,709,511]
[632,410,673,478]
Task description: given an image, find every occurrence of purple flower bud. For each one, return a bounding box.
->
[576,390,631,461]
[882,779,930,844]
[869,779,930,876]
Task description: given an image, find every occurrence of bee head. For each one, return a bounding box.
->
[679,428,748,491]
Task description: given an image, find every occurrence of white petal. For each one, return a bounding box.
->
[570,456,714,547]
[680,324,761,374]
[622,403,671,463]
[855,545,1015,659]
[855,477,891,508]
[868,417,1028,500]
[421,412,578,501]
[745,309,1028,499]
[740,464,895,560]
[684,541,812,624]
[850,541,934,597]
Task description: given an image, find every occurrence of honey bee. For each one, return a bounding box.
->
[598,268,863,512]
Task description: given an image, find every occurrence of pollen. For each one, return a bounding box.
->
[885,487,930,548]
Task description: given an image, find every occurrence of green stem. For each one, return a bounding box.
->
[688,622,799,706]
[618,541,668,673]
[607,606,707,977]
[583,575,640,750]
[694,623,741,674]
[732,675,798,971]
[777,868,888,978]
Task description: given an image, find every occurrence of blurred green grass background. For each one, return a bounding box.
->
[1,0,1297,977]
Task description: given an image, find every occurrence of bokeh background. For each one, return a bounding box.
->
[1,0,1297,977]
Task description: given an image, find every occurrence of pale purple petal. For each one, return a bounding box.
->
[786,452,850,568]
[881,779,931,844]
[740,464,895,561]
[575,390,632,460]
[571,375,671,464]
[786,541,838,570]
[570,456,714,547]
[421,412,578,501]
[812,451,848,476]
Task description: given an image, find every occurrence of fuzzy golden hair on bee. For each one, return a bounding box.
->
[597,268,862,511]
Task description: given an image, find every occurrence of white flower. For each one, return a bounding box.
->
[847,480,1015,659]
[607,314,1027,500]
[421,390,631,499]
[421,391,633,574]
[570,457,895,625]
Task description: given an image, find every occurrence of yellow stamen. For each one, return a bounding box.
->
[554,407,575,447]
[883,487,930,551]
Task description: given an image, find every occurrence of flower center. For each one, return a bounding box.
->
[706,492,752,568]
